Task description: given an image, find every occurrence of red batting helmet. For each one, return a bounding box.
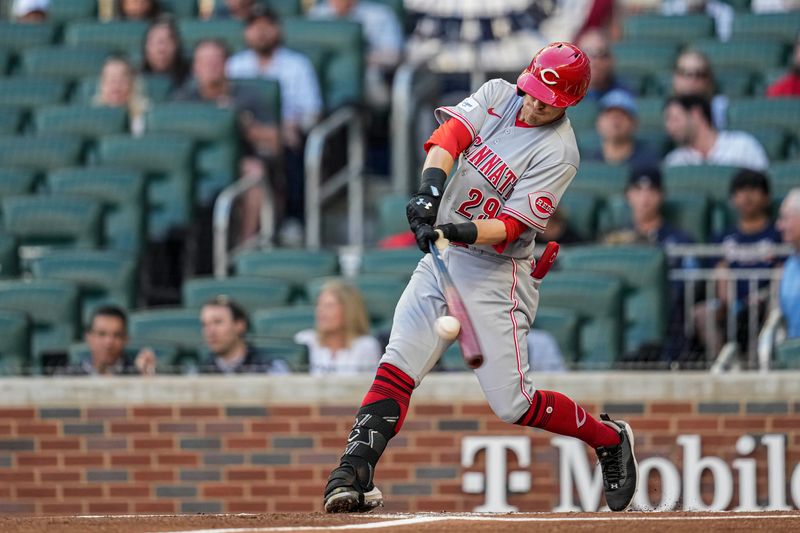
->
[516,42,591,108]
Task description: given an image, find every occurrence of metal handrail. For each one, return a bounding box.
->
[304,106,365,250]
[212,173,274,278]
[757,308,786,372]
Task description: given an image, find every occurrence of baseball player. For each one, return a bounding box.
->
[324,43,638,513]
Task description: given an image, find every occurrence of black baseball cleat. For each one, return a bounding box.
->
[324,462,383,513]
[595,414,638,512]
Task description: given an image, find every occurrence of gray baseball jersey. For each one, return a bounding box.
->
[382,78,581,424]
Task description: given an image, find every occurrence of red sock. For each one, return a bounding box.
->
[515,390,620,448]
[361,363,415,434]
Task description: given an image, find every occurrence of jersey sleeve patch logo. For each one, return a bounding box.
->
[529,191,557,219]
[457,97,479,113]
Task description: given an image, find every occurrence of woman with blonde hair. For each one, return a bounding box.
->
[93,56,150,136]
[295,280,382,375]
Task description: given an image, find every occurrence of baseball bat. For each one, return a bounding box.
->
[429,231,484,369]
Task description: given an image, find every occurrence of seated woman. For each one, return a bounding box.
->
[295,279,382,375]
[141,17,190,89]
[92,56,149,136]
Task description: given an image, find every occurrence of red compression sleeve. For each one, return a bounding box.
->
[423,118,473,159]
[492,213,528,254]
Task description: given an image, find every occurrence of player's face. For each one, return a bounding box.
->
[245,18,280,56]
[777,198,800,246]
[596,108,636,142]
[663,103,693,146]
[86,316,128,367]
[316,289,345,334]
[731,187,769,220]
[201,305,245,355]
[627,185,662,221]
[519,95,565,126]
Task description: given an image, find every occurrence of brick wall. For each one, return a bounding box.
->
[2,394,799,514]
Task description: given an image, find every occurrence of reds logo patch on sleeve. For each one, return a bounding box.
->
[529,191,557,219]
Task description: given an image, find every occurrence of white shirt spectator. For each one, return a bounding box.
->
[226,47,323,131]
[295,329,382,375]
[664,130,769,172]
[527,330,567,372]
[309,1,404,62]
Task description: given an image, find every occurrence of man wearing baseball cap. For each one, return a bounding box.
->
[591,89,660,170]
[12,0,49,22]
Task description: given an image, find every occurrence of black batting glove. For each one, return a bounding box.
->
[406,167,448,231]
[413,223,439,253]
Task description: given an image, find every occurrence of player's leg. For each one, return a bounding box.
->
[447,248,637,511]
[324,256,449,513]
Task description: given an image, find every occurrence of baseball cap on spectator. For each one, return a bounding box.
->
[12,0,49,18]
[627,167,662,191]
[729,169,770,197]
[599,89,638,118]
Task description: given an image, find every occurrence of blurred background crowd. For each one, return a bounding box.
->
[0,0,798,376]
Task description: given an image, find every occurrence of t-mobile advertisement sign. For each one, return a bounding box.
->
[461,435,800,512]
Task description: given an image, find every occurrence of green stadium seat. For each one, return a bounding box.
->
[64,21,148,54]
[129,307,202,350]
[623,14,714,44]
[0,135,82,172]
[231,78,281,124]
[48,166,146,254]
[0,309,30,375]
[775,338,800,370]
[0,49,10,75]
[0,78,68,110]
[567,99,598,132]
[749,128,789,161]
[576,130,601,159]
[727,98,800,133]
[30,250,136,320]
[732,13,800,43]
[182,276,291,313]
[438,342,468,372]
[234,249,339,291]
[637,128,672,157]
[664,193,712,243]
[0,233,18,278]
[538,271,624,369]
[146,102,238,204]
[571,162,628,196]
[249,338,308,372]
[0,107,23,134]
[283,18,364,109]
[68,340,181,374]
[636,97,667,130]
[34,105,127,139]
[96,134,194,240]
[1,194,103,250]
[49,0,97,22]
[0,23,55,54]
[306,274,405,325]
[533,307,580,367]
[0,168,36,196]
[559,191,600,241]
[615,67,651,97]
[20,47,111,80]
[178,19,245,52]
[663,165,738,201]
[160,0,198,17]
[361,248,422,279]
[770,161,800,198]
[377,193,409,240]
[694,40,785,73]
[559,245,667,354]
[253,305,315,341]
[0,279,79,369]
[713,69,755,98]
[612,42,678,73]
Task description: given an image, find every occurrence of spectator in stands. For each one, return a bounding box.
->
[73,305,155,376]
[693,169,783,356]
[176,39,280,240]
[141,17,190,89]
[11,0,48,22]
[671,49,728,130]
[226,7,323,237]
[576,29,633,101]
[604,168,696,363]
[116,0,161,21]
[661,0,734,41]
[93,56,150,136]
[294,280,382,375]
[589,89,660,170]
[206,0,256,20]
[663,94,769,172]
[539,207,585,245]
[778,188,800,338]
[198,296,288,374]
[767,33,800,98]
[528,330,567,372]
[309,0,404,106]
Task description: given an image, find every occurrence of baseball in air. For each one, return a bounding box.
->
[434,315,461,340]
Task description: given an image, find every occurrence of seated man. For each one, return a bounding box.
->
[778,188,800,338]
[588,89,660,170]
[71,305,153,376]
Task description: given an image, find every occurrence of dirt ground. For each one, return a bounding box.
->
[1,511,799,533]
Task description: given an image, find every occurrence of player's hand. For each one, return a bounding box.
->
[413,223,438,253]
[406,193,440,232]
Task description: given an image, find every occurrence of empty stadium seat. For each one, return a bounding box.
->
[0,168,35,196]
[182,276,291,313]
[770,161,800,198]
[0,106,22,134]
[48,166,146,254]
[178,19,245,52]
[533,307,580,367]
[728,98,800,133]
[749,128,790,161]
[160,0,198,17]
[612,42,678,73]
[20,47,111,80]
[34,105,128,139]
[253,305,316,341]
[64,21,148,54]
[129,308,203,350]
[0,135,82,172]
[636,97,667,130]
[0,309,30,375]
[377,193,410,240]
[557,191,600,241]
[49,0,96,22]
[1,194,102,250]
[234,249,339,292]
[694,40,785,73]
[559,246,667,354]
[31,250,136,321]
[0,23,56,54]
[538,271,624,369]
[0,233,18,278]
[732,12,800,43]
[0,279,79,369]
[623,14,714,44]
[775,338,800,370]
[0,78,68,110]
[571,162,628,196]
[566,99,598,132]
[663,165,738,201]
[361,248,422,279]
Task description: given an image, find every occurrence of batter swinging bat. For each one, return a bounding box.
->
[429,230,484,369]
